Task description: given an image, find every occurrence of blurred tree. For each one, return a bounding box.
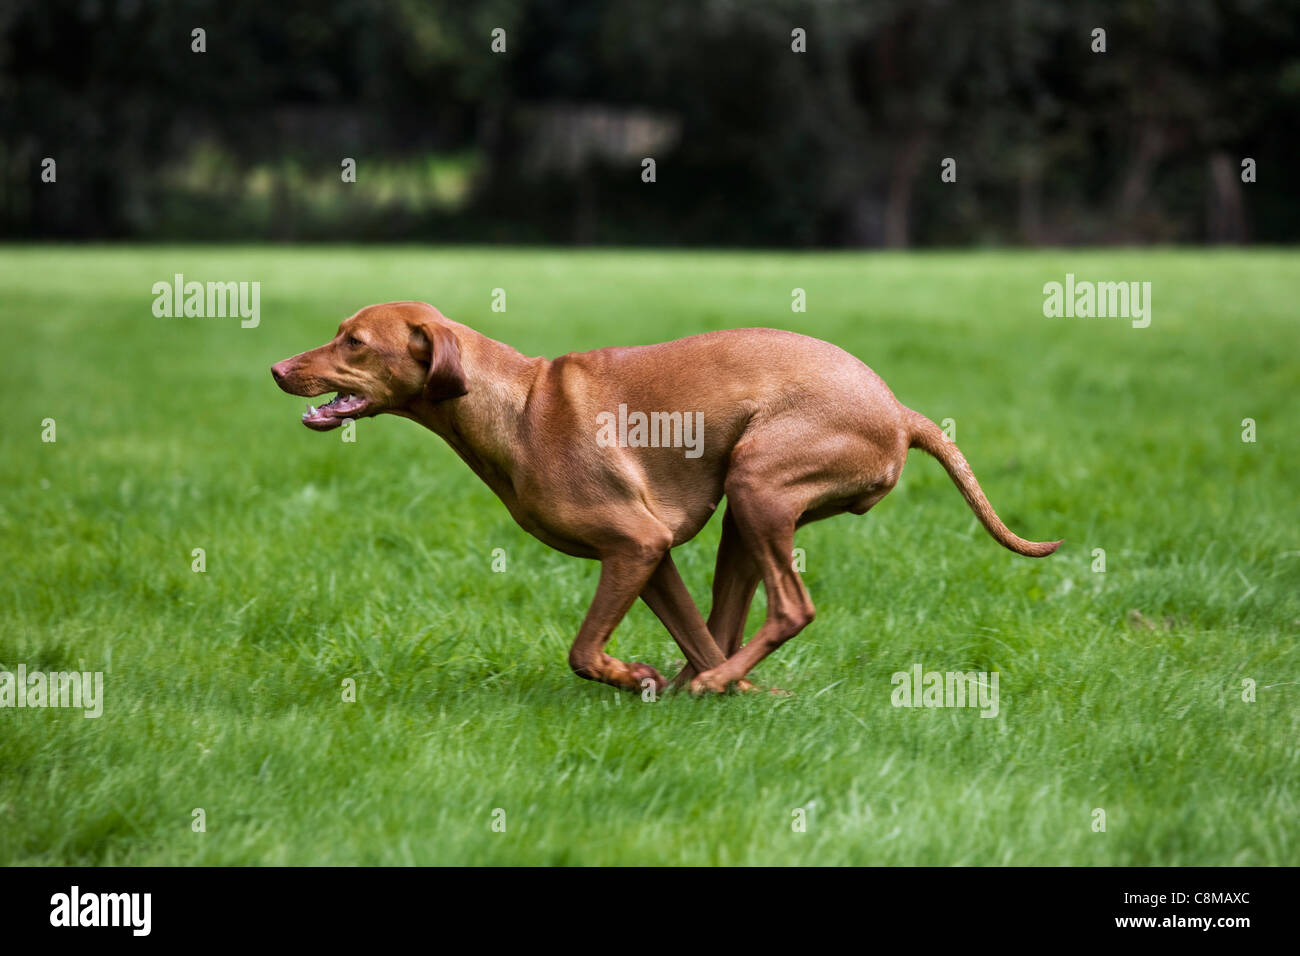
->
[1,0,1296,244]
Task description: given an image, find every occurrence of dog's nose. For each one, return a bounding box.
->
[271,362,286,384]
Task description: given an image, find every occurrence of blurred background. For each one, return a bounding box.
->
[2,0,1298,246]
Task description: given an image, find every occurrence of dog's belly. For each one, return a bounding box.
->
[518,520,604,560]
[508,454,728,556]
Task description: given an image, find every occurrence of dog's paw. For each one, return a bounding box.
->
[627,662,666,694]
[689,670,729,695]
[690,674,790,696]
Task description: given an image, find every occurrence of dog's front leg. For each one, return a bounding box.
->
[568,530,673,694]
[666,508,760,690]
[640,554,728,682]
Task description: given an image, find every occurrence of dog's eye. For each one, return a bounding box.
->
[346,336,363,348]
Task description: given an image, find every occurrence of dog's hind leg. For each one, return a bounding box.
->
[707,508,761,658]
[689,481,814,694]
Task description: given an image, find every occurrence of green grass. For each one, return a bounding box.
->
[2,245,1297,865]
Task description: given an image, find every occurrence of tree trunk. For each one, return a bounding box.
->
[884,130,927,248]
[1206,151,1246,244]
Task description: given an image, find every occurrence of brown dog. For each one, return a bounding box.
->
[271,301,1060,695]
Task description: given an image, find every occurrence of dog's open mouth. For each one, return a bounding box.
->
[301,393,370,430]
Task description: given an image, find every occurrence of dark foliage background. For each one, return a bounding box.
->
[2,0,1297,245]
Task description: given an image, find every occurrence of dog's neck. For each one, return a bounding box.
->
[402,323,545,494]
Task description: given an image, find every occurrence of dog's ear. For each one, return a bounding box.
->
[408,321,468,403]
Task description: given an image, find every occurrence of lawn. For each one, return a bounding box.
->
[1,245,1297,865]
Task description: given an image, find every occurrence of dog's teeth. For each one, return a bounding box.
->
[308,405,316,415]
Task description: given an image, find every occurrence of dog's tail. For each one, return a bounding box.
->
[906,408,1061,557]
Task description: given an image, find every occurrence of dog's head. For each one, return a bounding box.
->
[271,301,468,430]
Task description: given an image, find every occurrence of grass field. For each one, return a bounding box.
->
[2,245,1297,866]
